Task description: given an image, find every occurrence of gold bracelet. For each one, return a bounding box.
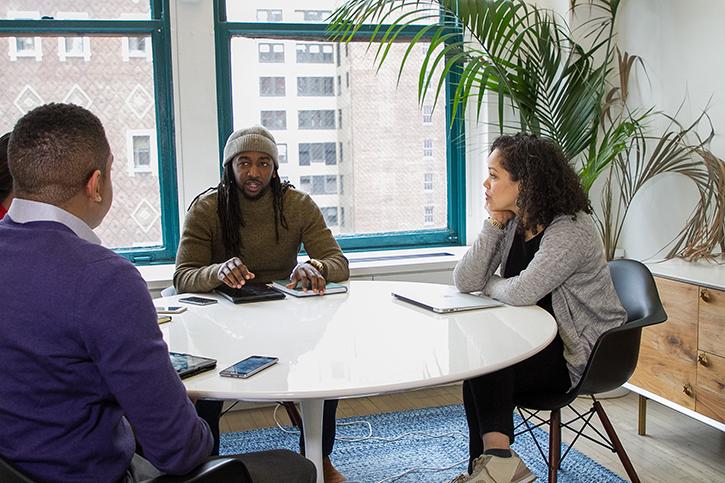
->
[306,258,325,276]
[487,217,506,230]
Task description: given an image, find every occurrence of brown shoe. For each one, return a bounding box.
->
[323,456,346,483]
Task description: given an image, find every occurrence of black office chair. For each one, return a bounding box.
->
[0,454,252,483]
[513,259,667,483]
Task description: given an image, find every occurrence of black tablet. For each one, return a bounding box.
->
[214,283,285,304]
[169,352,217,379]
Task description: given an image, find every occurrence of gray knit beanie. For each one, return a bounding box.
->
[223,125,278,168]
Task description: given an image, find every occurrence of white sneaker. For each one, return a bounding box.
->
[448,451,536,483]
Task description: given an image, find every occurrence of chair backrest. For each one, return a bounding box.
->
[578,259,667,395]
[0,456,36,483]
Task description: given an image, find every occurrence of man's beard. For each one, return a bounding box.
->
[241,184,270,200]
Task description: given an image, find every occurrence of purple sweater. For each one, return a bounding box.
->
[0,218,212,482]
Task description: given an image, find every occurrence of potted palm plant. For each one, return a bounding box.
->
[329,0,724,260]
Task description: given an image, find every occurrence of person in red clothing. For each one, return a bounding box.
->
[0,132,12,220]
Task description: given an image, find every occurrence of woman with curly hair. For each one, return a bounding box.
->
[450,134,626,483]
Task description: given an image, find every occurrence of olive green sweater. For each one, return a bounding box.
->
[174,188,349,293]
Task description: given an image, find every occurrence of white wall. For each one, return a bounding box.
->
[170,0,221,220]
[613,0,725,260]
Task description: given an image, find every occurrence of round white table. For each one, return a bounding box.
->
[157,280,557,483]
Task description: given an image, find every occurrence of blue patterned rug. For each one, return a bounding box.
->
[220,404,626,482]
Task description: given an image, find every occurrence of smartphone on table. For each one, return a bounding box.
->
[156,305,187,314]
[220,356,279,379]
[178,296,218,306]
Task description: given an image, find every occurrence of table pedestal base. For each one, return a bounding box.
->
[300,399,324,483]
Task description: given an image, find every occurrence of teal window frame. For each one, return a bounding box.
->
[214,0,466,251]
[0,0,180,264]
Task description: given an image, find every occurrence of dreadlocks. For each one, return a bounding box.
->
[214,164,292,259]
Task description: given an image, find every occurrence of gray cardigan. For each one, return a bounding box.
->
[453,213,627,387]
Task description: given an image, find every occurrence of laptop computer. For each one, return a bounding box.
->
[215,283,286,304]
[170,352,217,379]
[392,284,503,313]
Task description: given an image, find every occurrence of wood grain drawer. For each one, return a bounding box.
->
[696,351,725,423]
[698,287,724,356]
[630,277,698,408]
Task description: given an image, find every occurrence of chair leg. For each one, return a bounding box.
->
[548,409,561,483]
[282,401,303,430]
[593,400,640,483]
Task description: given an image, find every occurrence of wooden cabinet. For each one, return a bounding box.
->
[629,275,724,431]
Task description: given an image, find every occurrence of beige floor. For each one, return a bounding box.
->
[220,385,725,482]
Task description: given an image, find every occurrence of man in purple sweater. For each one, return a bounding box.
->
[0,103,315,483]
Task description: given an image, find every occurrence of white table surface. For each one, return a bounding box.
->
[156,280,557,481]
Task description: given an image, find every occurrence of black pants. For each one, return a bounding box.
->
[196,399,339,457]
[462,335,570,472]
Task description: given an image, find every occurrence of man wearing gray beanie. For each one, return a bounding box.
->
[173,125,349,483]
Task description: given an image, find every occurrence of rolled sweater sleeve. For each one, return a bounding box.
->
[79,257,212,474]
[483,217,585,305]
[174,198,224,293]
[453,221,507,293]
[298,194,349,282]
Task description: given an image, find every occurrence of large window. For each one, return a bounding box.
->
[219,1,464,249]
[0,2,179,263]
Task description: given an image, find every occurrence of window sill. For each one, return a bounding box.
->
[135,246,469,291]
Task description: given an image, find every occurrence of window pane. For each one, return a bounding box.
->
[226,0,438,25]
[298,110,335,129]
[4,3,151,19]
[260,110,286,130]
[258,42,284,63]
[260,76,285,96]
[296,42,334,64]
[297,76,334,96]
[230,38,447,236]
[0,35,164,249]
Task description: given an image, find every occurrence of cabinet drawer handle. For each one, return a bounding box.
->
[698,353,710,367]
[682,384,693,397]
[699,288,710,302]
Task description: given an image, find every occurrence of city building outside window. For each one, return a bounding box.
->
[258,42,284,63]
[256,9,282,22]
[422,105,433,124]
[423,138,433,157]
[297,76,335,96]
[220,1,463,249]
[7,11,42,61]
[126,130,157,176]
[57,13,91,62]
[424,172,434,191]
[278,143,288,163]
[1,4,180,261]
[321,207,338,226]
[298,110,335,129]
[424,205,434,225]
[260,110,287,130]
[259,76,286,96]
[298,142,336,166]
[296,42,334,63]
[295,10,333,22]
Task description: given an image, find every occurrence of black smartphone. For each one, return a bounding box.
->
[178,296,218,306]
[219,355,279,379]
